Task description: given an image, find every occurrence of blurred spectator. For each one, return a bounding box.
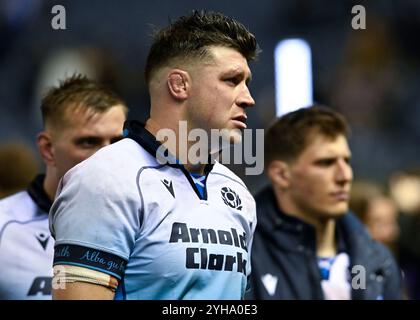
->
[0,142,39,199]
[390,170,420,215]
[350,180,400,254]
[390,169,420,299]
[365,197,399,251]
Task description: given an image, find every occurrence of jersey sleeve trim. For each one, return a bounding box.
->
[53,244,127,280]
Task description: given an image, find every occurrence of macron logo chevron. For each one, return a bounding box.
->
[261,274,278,296]
[35,233,50,251]
[161,179,175,198]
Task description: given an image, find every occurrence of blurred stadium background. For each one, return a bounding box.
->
[1,0,420,299]
[1,0,420,192]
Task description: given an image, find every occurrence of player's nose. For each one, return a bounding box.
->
[237,86,255,109]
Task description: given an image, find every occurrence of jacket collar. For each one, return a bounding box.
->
[27,174,52,214]
[255,185,350,254]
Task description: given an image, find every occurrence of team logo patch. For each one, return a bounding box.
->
[221,187,242,210]
[261,274,278,296]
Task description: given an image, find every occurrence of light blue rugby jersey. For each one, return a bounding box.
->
[50,121,257,300]
[0,175,54,300]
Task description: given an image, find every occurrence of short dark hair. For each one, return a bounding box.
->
[264,105,350,166]
[144,10,259,86]
[41,74,127,130]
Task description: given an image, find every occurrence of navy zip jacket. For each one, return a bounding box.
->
[246,186,403,300]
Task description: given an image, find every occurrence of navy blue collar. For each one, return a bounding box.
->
[123,120,215,175]
[123,120,215,200]
[27,174,52,214]
[256,185,348,254]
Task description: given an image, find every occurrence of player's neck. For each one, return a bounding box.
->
[145,118,206,175]
[316,219,337,257]
[43,169,59,201]
[276,192,337,256]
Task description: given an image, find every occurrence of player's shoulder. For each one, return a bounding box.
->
[211,162,250,192]
[89,137,154,167]
[67,138,155,178]
[60,138,157,196]
[0,191,37,226]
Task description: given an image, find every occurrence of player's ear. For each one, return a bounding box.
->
[167,69,189,101]
[37,131,55,167]
[267,160,291,189]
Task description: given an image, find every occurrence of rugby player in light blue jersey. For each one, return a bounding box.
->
[50,10,259,300]
[0,75,127,299]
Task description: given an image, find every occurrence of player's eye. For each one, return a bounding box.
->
[315,158,335,167]
[74,137,102,148]
[225,77,240,86]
